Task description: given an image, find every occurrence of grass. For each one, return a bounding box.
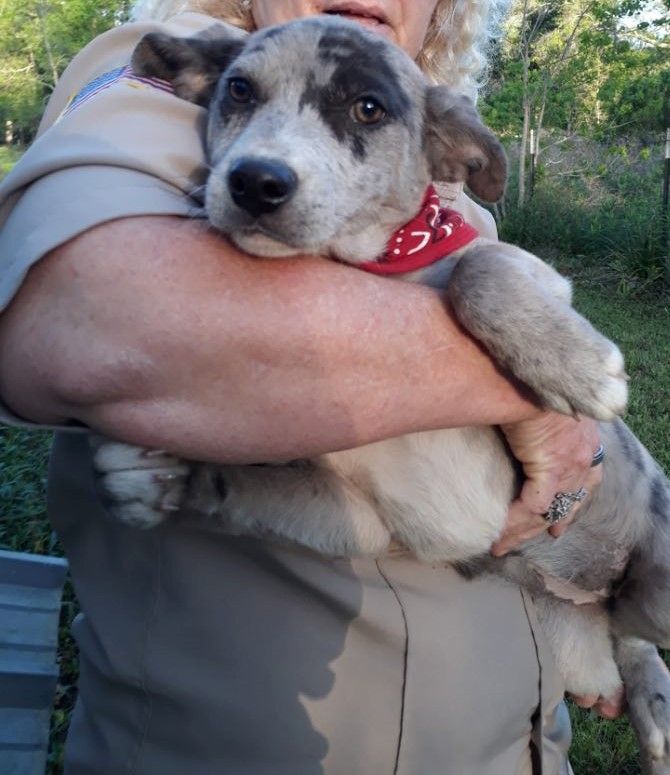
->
[0,145,22,180]
[499,136,668,296]
[551,256,670,773]
[1,264,669,773]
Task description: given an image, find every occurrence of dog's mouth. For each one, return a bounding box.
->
[230,226,303,258]
[322,3,393,37]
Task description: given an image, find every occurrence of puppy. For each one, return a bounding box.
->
[93,17,670,771]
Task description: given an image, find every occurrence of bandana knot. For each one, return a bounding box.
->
[359,185,479,275]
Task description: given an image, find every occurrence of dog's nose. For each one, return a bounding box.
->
[227,158,298,217]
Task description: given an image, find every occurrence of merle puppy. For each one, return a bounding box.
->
[93,17,670,772]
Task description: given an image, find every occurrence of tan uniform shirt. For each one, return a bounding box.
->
[0,14,571,774]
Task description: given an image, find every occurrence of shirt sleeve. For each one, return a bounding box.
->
[0,13,240,313]
[0,166,200,312]
[0,13,226,429]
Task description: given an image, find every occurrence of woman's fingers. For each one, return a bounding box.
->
[491,482,557,556]
[548,464,603,538]
[493,412,602,556]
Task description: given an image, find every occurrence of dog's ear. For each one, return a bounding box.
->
[425,86,506,203]
[131,32,245,107]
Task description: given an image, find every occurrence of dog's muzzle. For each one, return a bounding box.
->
[228,157,298,218]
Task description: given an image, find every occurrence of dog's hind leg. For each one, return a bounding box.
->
[609,464,670,648]
[616,637,670,775]
[530,594,622,699]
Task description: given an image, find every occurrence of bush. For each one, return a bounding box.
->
[0,144,23,180]
[497,135,668,294]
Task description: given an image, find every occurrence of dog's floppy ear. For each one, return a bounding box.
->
[425,86,507,203]
[131,32,245,107]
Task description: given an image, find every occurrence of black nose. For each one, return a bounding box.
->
[227,158,298,217]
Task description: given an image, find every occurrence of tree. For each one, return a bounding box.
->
[0,0,131,142]
[481,0,670,198]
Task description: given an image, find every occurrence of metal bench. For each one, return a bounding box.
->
[0,549,68,775]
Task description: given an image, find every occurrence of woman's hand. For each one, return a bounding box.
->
[491,411,602,556]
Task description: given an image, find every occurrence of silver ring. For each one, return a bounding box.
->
[591,444,605,467]
[542,487,588,524]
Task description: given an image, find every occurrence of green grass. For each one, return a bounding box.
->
[551,256,670,774]
[0,145,22,180]
[569,708,642,775]
[1,268,669,774]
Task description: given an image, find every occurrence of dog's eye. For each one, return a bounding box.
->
[228,77,254,103]
[351,97,386,125]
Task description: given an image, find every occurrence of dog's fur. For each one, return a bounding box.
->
[93,17,670,771]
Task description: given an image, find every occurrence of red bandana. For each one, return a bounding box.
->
[359,185,479,276]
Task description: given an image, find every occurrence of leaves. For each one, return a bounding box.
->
[0,0,130,142]
[482,0,670,136]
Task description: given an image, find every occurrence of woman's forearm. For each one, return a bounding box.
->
[0,215,540,463]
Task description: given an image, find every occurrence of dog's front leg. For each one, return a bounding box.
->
[445,241,628,420]
[616,637,670,774]
[91,435,191,528]
[92,435,391,555]
[190,461,391,556]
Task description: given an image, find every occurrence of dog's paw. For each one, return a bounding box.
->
[535,338,628,421]
[642,758,670,775]
[570,340,628,420]
[90,436,190,528]
[624,650,670,773]
[630,686,670,773]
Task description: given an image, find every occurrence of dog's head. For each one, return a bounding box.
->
[133,17,506,262]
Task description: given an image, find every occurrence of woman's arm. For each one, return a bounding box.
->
[0,214,542,464]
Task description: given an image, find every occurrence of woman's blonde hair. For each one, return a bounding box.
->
[132,0,504,97]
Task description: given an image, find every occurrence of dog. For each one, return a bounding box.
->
[92,17,670,771]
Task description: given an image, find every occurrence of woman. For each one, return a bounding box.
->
[0,1,606,772]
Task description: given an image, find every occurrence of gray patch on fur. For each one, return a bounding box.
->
[614,418,646,473]
[650,474,670,524]
[294,28,412,160]
[451,556,490,579]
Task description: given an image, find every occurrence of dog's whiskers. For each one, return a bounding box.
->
[188,183,207,201]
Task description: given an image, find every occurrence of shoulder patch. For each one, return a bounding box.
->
[58,66,175,121]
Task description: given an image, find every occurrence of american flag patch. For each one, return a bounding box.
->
[60,66,174,119]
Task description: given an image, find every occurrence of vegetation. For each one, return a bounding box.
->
[496,135,667,293]
[477,0,669,286]
[481,0,669,140]
[0,145,22,177]
[0,0,131,143]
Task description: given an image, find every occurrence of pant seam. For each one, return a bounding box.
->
[520,589,544,775]
[375,559,409,775]
[127,530,164,775]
